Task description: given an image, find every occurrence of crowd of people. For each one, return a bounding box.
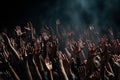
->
[0,21,120,80]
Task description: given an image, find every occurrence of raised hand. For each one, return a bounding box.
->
[15,26,25,36]
[24,22,36,39]
[112,55,120,67]
[57,51,65,60]
[70,41,81,56]
[57,51,69,80]
[10,38,16,47]
[45,56,52,71]
[78,38,85,49]
[24,22,31,31]
[42,32,49,41]
[86,40,93,50]
[2,32,21,60]
[100,35,108,45]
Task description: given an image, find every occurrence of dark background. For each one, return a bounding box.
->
[0,0,120,32]
[0,0,56,31]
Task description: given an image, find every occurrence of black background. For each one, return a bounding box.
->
[0,0,56,31]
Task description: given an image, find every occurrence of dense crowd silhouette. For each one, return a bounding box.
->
[0,21,120,80]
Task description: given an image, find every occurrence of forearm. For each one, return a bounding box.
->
[32,57,42,80]
[59,59,69,80]
[25,58,33,80]
[8,62,20,80]
[38,55,49,80]
[2,34,20,60]
[65,48,71,58]
[105,62,114,76]
[49,70,53,80]
[39,55,45,71]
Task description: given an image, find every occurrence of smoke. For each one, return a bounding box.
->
[44,0,120,31]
